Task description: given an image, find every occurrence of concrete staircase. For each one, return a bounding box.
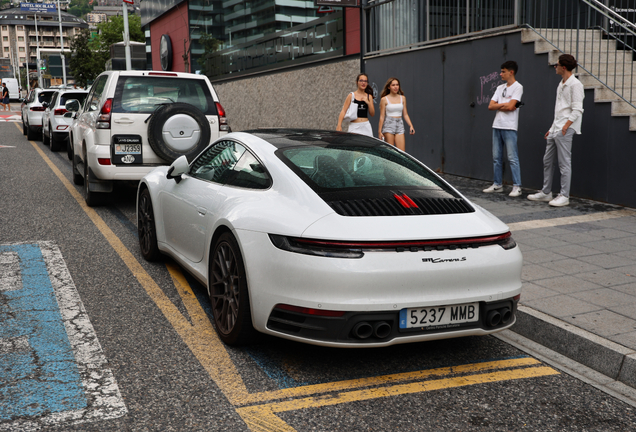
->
[521,28,636,132]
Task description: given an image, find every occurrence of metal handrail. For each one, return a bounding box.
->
[526,0,635,110]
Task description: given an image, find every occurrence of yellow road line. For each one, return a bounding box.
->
[27,136,252,402]
[508,209,634,231]
[237,366,560,432]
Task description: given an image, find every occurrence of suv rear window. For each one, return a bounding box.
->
[59,92,87,107]
[112,76,217,115]
[37,91,56,104]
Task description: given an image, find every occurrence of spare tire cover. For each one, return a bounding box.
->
[147,103,211,163]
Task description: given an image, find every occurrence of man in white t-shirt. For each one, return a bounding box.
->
[483,61,524,197]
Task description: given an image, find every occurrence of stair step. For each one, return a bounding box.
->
[534,39,618,54]
[611,100,636,116]
[594,86,636,104]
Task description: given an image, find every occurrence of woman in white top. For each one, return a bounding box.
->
[336,73,375,136]
[378,77,415,151]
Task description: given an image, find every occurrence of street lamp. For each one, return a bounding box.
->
[56,0,67,86]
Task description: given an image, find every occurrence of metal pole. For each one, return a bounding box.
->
[57,0,66,85]
[360,0,365,73]
[123,2,132,70]
[35,14,42,88]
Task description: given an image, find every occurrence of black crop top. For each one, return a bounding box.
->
[353,97,369,119]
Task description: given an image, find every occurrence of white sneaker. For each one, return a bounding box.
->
[527,191,553,202]
[549,194,569,207]
[483,184,504,193]
[509,186,522,197]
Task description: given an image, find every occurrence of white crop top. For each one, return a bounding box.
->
[385,96,404,117]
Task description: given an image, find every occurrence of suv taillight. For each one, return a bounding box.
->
[96,98,113,129]
[30,106,45,112]
[216,102,230,132]
[54,108,67,116]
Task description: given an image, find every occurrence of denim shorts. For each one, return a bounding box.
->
[382,116,404,135]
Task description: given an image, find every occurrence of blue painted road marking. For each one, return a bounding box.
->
[0,243,86,420]
[0,242,126,429]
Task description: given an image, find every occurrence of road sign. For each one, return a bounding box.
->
[315,0,359,7]
[20,2,57,12]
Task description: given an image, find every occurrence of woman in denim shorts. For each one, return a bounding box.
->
[378,77,415,151]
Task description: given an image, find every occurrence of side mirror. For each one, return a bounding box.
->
[166,155,189,183]
[63,112,73,118]
[42,101,49,108]
[65,99,80,112]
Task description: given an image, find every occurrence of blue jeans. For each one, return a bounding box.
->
[492,129,521,187]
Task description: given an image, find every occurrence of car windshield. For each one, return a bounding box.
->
[112,76,217,115]
[59,92,87,107]
[37,91,56,104]
[277,145,449,191]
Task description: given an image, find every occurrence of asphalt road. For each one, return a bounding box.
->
[1,120,636,431]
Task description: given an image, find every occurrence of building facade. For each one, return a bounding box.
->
[0,7,88,79]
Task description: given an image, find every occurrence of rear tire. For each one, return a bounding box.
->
[84,159,103,207]
[42,125,50,146]
[49,127,61,152]
[27,125,38,141]
[72,152,83,185]
[67,135,73,160]
[209,232,255,346]
[22,119,27,135]
[137,188,161,261]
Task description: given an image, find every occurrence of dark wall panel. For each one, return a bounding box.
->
[366,30,636,208]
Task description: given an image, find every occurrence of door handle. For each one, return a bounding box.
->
[197,207,207,216]
[114,119,134,124]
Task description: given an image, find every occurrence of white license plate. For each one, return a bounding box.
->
[115,144,141,154]
[399,302,479,329]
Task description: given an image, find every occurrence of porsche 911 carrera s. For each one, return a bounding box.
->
[137,129,522,347]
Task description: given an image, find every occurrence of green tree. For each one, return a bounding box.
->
[88,15,145,72]
[69,28,101,88]
[68,0,92,18]
[198,33,221,75]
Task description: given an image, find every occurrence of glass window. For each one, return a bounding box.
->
[277,144,449,191]
[38,91,56,104]
[190,141,246,184]
[113,76,217,115]
[191,141,271,189]
[59,92,87,107]
[17,26,23,30]
[1,26,6,31]
[19,47,24,52]
[18,36,24,41]
[86,75,107,111]
[2,37,7,42]
[3,47,7,52]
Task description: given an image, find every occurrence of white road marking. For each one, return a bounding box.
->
[507,209,635,232]
[0,242,127,431]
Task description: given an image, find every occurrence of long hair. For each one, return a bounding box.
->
[356,73,374,99]
[380,77,404,99]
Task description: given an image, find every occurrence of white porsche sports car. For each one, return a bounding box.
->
[137,129,522,347]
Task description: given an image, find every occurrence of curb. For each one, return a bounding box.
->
[511,305,636,389]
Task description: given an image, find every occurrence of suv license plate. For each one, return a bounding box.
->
[399,302,479,329]
[115,144,141,154]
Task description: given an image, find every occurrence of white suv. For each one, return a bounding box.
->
[21,88,57,140]
[67,70,230,206]
[42,89,89,152]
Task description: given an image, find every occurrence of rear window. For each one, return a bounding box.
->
[277,145,449,191]
[37,91,56,104]
[59,92,87,107]
[112,76,217,115]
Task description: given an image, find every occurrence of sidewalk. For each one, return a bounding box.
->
[445,174,636,389]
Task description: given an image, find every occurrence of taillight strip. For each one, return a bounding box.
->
[294,232,512,249]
